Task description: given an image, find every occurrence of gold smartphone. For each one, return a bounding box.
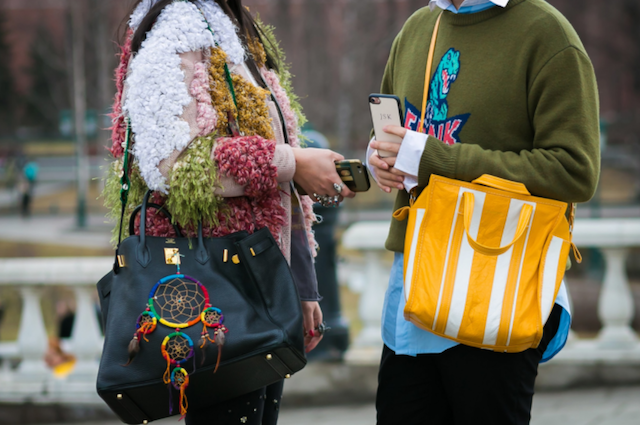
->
[295,159,371,195]
[335,159,371,192]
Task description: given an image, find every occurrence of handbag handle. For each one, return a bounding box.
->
[136,190,153,267]
[136,190,209,266]
[129,202,183,237]
[471,175,531,196]
[461,192,533,256]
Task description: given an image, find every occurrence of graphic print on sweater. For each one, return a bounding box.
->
[403,48,470,145]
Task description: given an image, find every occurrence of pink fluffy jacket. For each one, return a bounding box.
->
[110,34,317,263]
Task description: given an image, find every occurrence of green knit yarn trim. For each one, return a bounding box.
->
[103,136,227,246]
[257,18,307,134]
[165,135,225,229]
[103,157,147,246]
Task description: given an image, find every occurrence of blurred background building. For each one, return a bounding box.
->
[1,0,639,208]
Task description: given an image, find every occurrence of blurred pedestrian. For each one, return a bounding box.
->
[367,1,600,424]
[18,160,38,217]
[302,127,351,361]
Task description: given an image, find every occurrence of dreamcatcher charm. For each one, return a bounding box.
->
[149,274,210,329]
[162,331,194,416]
[170,367,190,417]
[200,307,229,371]
[124,271,230,417]
[137,311,157,341]
[124,311,158,366]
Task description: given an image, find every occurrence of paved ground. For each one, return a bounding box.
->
[35,386,640,425]
[3,189,640,425]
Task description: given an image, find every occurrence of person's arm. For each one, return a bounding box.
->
[162,53,354,200]
[367,34,410,193]
[415,47,600,202]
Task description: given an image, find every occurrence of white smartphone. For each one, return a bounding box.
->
[369,94,404,158]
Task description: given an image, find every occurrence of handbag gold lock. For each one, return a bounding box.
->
[164,248,181,265]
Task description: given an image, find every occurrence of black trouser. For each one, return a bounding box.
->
[376,306,562,425]
[185,380,284,425]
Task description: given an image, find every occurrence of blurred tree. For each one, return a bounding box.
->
[0,9,15,137]
[251,0,425,155]
[22,23,70,137]
[624,0,640,94]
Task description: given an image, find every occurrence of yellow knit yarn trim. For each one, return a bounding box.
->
[208,47,274,140]
[209,47,237,136]
[247,36,267,68]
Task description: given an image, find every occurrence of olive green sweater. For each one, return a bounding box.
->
[382,0,600,253]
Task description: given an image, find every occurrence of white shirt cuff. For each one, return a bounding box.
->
[365,137,379,184]
[395,130,428,192]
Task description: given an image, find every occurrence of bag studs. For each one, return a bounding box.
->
[232,254,240,264]
[223,249,229,263]
[266,354,272,360]
[285,374,291,379]
[143,421,148,424]
[116,394,123,400]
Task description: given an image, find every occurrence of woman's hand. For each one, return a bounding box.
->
[301,301,323,353]
[369,125,410,193]
[292,148,356,201]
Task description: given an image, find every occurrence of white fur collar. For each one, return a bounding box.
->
[130,0,244,65]
[124,0,245,192]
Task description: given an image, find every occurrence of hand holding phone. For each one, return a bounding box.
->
[335,160,371,192]
[369,94,404,157]
[295,159,370,195]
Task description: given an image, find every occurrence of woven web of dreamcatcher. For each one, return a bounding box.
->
[203,309,223,326]
[165,334,193,364]
[138,313,155,328]
[153,277,206,325]
[173,369,188,387]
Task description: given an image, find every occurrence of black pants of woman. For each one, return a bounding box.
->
[376,305,562,425]
[185,380,284,425]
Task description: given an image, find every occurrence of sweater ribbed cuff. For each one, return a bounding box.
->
[418,136,459,187]
[273,144,296,183]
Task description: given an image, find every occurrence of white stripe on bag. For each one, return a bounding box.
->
[482,198,524,346]
[506,201,537,346]
[432,193,464,324]
[404,208,426,300]
[541,236,565,321]
[444,188,486,338]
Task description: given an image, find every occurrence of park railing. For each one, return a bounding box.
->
[341,219,640,386]
[0,218,639,403]
[0,257,109,403]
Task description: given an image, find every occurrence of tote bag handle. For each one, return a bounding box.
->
[461,192,533,256]
[417,12,444,133]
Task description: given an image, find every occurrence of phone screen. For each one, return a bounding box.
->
[369,94,404,157]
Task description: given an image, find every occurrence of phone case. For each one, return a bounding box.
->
[335,160,371,192]
[294,160,371,196]
[369,94,404,158]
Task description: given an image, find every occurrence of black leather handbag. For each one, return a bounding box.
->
[96,191,306,424]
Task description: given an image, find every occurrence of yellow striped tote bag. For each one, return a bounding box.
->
[393,174,580,353]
